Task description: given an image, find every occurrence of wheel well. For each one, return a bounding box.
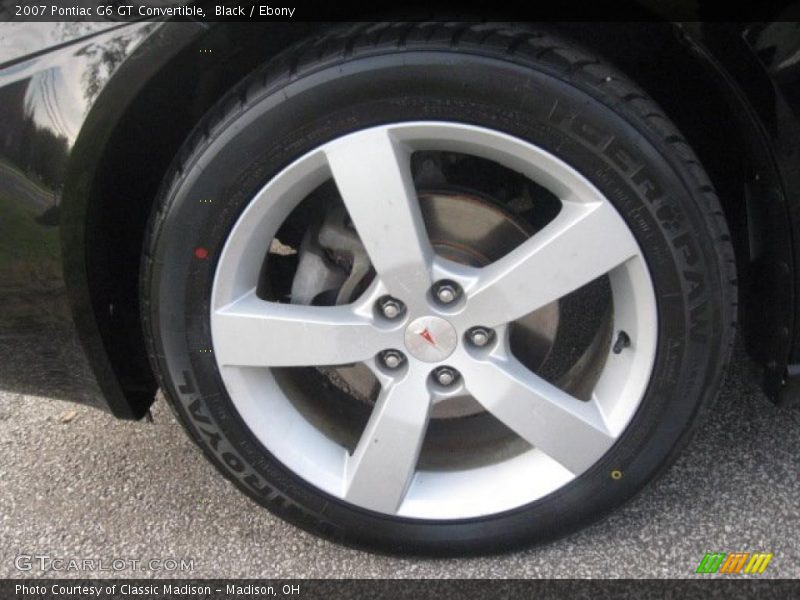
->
[84,21,784,416]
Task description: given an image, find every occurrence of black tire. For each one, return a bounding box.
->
[141,22,736,555]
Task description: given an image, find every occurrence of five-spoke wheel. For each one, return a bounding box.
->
[210,123,657,518]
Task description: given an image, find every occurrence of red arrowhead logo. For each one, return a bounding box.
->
[418,327,437,347]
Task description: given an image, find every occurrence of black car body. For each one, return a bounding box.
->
[2,17,800,419]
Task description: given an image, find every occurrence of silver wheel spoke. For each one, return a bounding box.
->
[465,356,615,474]
[467,200,639,327]
[212,290,387,367]
[344,369,431,513]
[325,128,434,300]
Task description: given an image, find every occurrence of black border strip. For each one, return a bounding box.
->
[3,579,800,600]
[1,0,799,23]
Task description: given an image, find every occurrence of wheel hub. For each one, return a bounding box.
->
[287,188,562,418]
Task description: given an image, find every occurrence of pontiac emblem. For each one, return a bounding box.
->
[418,327,437,347]
[404,316,457,363]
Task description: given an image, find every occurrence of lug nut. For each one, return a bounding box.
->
[378,297,405,320]
[433,366,459,387]
[432,280,461,305]
[380,350,405,370]
[467,327,494,348]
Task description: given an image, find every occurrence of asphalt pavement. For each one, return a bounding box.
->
[0,341,797,579]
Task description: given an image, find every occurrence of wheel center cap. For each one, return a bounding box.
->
[404,316,457,363]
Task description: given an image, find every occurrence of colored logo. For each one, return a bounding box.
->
[696,552,773,574]
[404,316,457,362]
[418,327,437,347]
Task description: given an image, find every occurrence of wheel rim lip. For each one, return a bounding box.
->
[210,121,658,520]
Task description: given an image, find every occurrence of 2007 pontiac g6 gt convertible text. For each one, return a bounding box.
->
[1,14,799,553]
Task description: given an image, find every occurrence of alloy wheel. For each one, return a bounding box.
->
[209,122,658,519]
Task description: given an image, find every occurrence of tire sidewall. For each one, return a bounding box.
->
[147,51,725,553]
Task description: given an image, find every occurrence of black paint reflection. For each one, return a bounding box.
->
[0,24,152,404]
[0,76,67,332]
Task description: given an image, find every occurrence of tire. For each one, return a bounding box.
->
[141,22,736,555]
